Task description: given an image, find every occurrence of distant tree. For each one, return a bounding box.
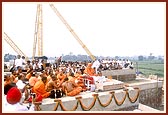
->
[138,55,144,61]
[148,53,155,60]
[4,53,16,62]
[148,56,155,60]
[115,56,119,59]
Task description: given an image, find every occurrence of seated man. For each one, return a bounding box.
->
[62,77,82,96]
[57,70,66,87]
[74,71,86,91]
[33,76,50,98]
[4,87,35,111]
[84,63,95,76]
[45,74,59,92]
[4,74,12,87]
[29,73,39,87]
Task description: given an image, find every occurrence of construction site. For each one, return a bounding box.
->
[3,3,165,112]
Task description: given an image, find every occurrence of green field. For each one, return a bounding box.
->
[133,60,164,78]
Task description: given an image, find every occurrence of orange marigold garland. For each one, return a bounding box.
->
[78,94,97,111]
[113,90,127,106]
[97,92,113,107]
[53,99,78,111]
[52,88,139,111]
[127,87,140,103]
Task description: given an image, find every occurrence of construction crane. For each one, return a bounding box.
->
[4,32,28,60]
[49,4,96,61]
[32,4,43,60]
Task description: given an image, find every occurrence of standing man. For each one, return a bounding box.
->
[15,55,23,70]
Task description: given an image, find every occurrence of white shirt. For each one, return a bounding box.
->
[4,102,35,112]
[15,59,23,68]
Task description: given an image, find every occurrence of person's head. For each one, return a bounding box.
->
[35,59,39,64]
[6,87,22,104]
[87,63,92,68]
[17,74,24,80]
[4,83,17,95]
[49,70,53,75]
[70,72,74,77]
[11,70,17,75]
[35,72,39,78]
[17,66,22,73]
[41,76,47,84]
[4,74,11,81]
[31,72,36,77]
[22,56,25,59]
[17,55,21,59]
[64,77,69,82]
[27,60,31,64]
[51,74,56,81]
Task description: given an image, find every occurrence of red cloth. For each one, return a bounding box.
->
[87,76,94,84]
[28,94,43,102]
[6,87,21,104]
[82,75,94,84]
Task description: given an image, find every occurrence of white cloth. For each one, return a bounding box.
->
[4,103,28,111]
[92,76,106,84]
[92,76,106,90]
[4,102,35,111]
[16,80,25,90]
[33,63,41,70]
[92,60,100,69]
[3,95,35,112]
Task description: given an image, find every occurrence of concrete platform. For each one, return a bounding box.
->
[102,69,136,81]
[125,78,164,110]
[33,78,163,112]
[138,103,160,111]
[37,87,139,111]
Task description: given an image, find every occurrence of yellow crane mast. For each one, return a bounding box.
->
[49,4,96,61]
[32,4,43,59]
[4,32,28,60]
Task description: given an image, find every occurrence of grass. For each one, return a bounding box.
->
[133,60,164,78]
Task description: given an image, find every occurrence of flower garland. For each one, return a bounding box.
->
[96,91,114,107]
[51,88,140,111]
[113,90,127,106]
[53,99,78,111]
[77,94,97,111]
[127,87,140,103]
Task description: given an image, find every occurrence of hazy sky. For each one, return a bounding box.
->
[2,2,166,57]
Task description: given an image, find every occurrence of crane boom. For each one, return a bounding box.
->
[4,32,28,60]
[49,4,96,61]
[32,4,39,60]
[32,4,43,59]
[37,4,43,57]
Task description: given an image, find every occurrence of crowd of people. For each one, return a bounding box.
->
[3,55,134,111]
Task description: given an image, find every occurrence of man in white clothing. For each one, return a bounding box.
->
[3,87,35,112]
[15,55,23,70]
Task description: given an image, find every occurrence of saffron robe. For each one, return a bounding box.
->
[33,80,50,98]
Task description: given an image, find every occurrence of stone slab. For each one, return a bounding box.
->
[103,79,124,91]
[101,69,136,81]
